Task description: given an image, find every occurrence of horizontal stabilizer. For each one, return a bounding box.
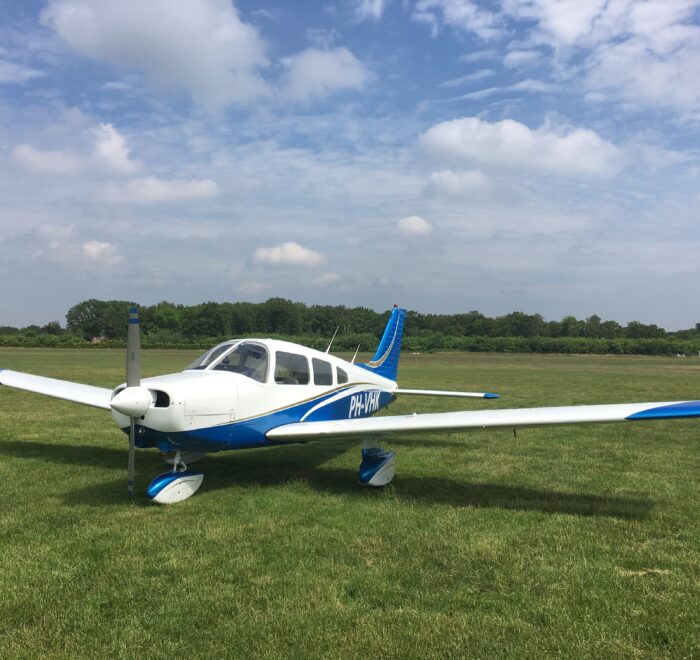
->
[0,369,113,410]
[396,388,500,399]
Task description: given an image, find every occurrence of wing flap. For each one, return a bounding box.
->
[0,369,113,410]
[266,400,700,441]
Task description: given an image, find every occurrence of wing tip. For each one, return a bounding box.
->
[484,392,500,399]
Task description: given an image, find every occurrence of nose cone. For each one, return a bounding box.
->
[110,386,153,417]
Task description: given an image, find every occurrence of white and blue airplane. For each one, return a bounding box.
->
[2,306,700,504]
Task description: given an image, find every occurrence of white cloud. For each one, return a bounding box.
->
[82,240,121,265]
[41,0,269,111]
[460,86,505,101]
[585,34,700,114]
[102,177,219,204]
[420,117,622,177]
[414,0,503,39]
[502,0,700,114]
[427,169,490,196]
[312,272,341,286]
[354,0,387,21]
[397,215,433,236]
[503,49,542,68]
[101,81,132,92]
[459,49,500,63]
[253,242,326,266]
[0,59,45,84]
[238,281,271,296]
[280,47,370,103]
[503,0,607,44]
[440,68,494,87]
[12,144,83,175]
[13,123,140,176]
[92,123,141,174]
[511,79,557,93]
[22,226,122,268]
[459,79,557,100]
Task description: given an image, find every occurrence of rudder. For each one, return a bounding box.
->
[358,306,406,382]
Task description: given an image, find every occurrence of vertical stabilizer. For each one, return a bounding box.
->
[358,306,406,382]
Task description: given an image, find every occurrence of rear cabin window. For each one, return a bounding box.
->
[275,352,310,385]
[337,367,348,384]
[312,358,333,386]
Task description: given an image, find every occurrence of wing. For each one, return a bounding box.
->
[0,369,113,410]
[266,400,700,442]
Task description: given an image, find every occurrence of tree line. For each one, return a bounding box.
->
[2,297,700,356]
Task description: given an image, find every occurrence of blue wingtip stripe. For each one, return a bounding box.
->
[484,393,500,399]
[627,401,700,420]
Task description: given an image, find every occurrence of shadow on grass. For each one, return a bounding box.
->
[1,439,653,519]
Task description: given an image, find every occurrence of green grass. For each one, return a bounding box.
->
[0,349,698,659]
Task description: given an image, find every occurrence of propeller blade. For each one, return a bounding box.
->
[126,306,140,498]
[126,306,140,388]
[128,418,135,497]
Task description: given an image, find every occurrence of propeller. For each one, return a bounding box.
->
[109,307,151,497]
[126,306,139,497]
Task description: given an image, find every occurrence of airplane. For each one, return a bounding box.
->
[1,305,700,504]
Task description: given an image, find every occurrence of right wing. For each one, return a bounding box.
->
[0,369,113,410]
[266,400,700,442]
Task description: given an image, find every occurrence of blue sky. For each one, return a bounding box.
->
[1,0,699,328]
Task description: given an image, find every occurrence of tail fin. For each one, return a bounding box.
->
[358,306,406,382]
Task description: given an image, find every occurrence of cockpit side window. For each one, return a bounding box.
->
[275,352,309,385]
[312,358,333,386]
[212,342,269,383]
[337,367,348,384]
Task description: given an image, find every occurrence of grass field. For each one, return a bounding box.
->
[0,349,698,659]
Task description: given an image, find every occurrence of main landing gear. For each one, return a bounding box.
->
[358,438,396,487]
[146,451,204,504]
[144,443,395,504]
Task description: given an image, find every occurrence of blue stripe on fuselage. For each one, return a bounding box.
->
[626,401,700,420]
[134,386,395,452]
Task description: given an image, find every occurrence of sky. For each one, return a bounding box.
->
[1,0,700,329]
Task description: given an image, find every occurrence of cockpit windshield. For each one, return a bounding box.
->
[185,341,269,383]
[186,341,238,370]
[211,342,268,383]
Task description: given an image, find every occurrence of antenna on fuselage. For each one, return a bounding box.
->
[351,344,360,364]
[325,326,339,354]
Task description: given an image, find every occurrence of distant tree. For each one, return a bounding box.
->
[22,324,42,335]
[66,299,107,339]
[41,321,63,335]
[600,320,623,339]
[144,301,183,333]
[259,298,305,335]
[102,301,135,339]
[560,315,585,338]
[625,321,666,339]
[66,299,134,339]
[497,311,545,337]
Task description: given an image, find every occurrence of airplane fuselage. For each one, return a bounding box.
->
[110,338,397,454]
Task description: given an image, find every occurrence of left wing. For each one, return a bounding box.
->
[0,369,113,410]
[266,400,700,442]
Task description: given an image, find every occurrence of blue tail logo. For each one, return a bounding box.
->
[358,306,406,382]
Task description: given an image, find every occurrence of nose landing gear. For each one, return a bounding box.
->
[147,451,204,504]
